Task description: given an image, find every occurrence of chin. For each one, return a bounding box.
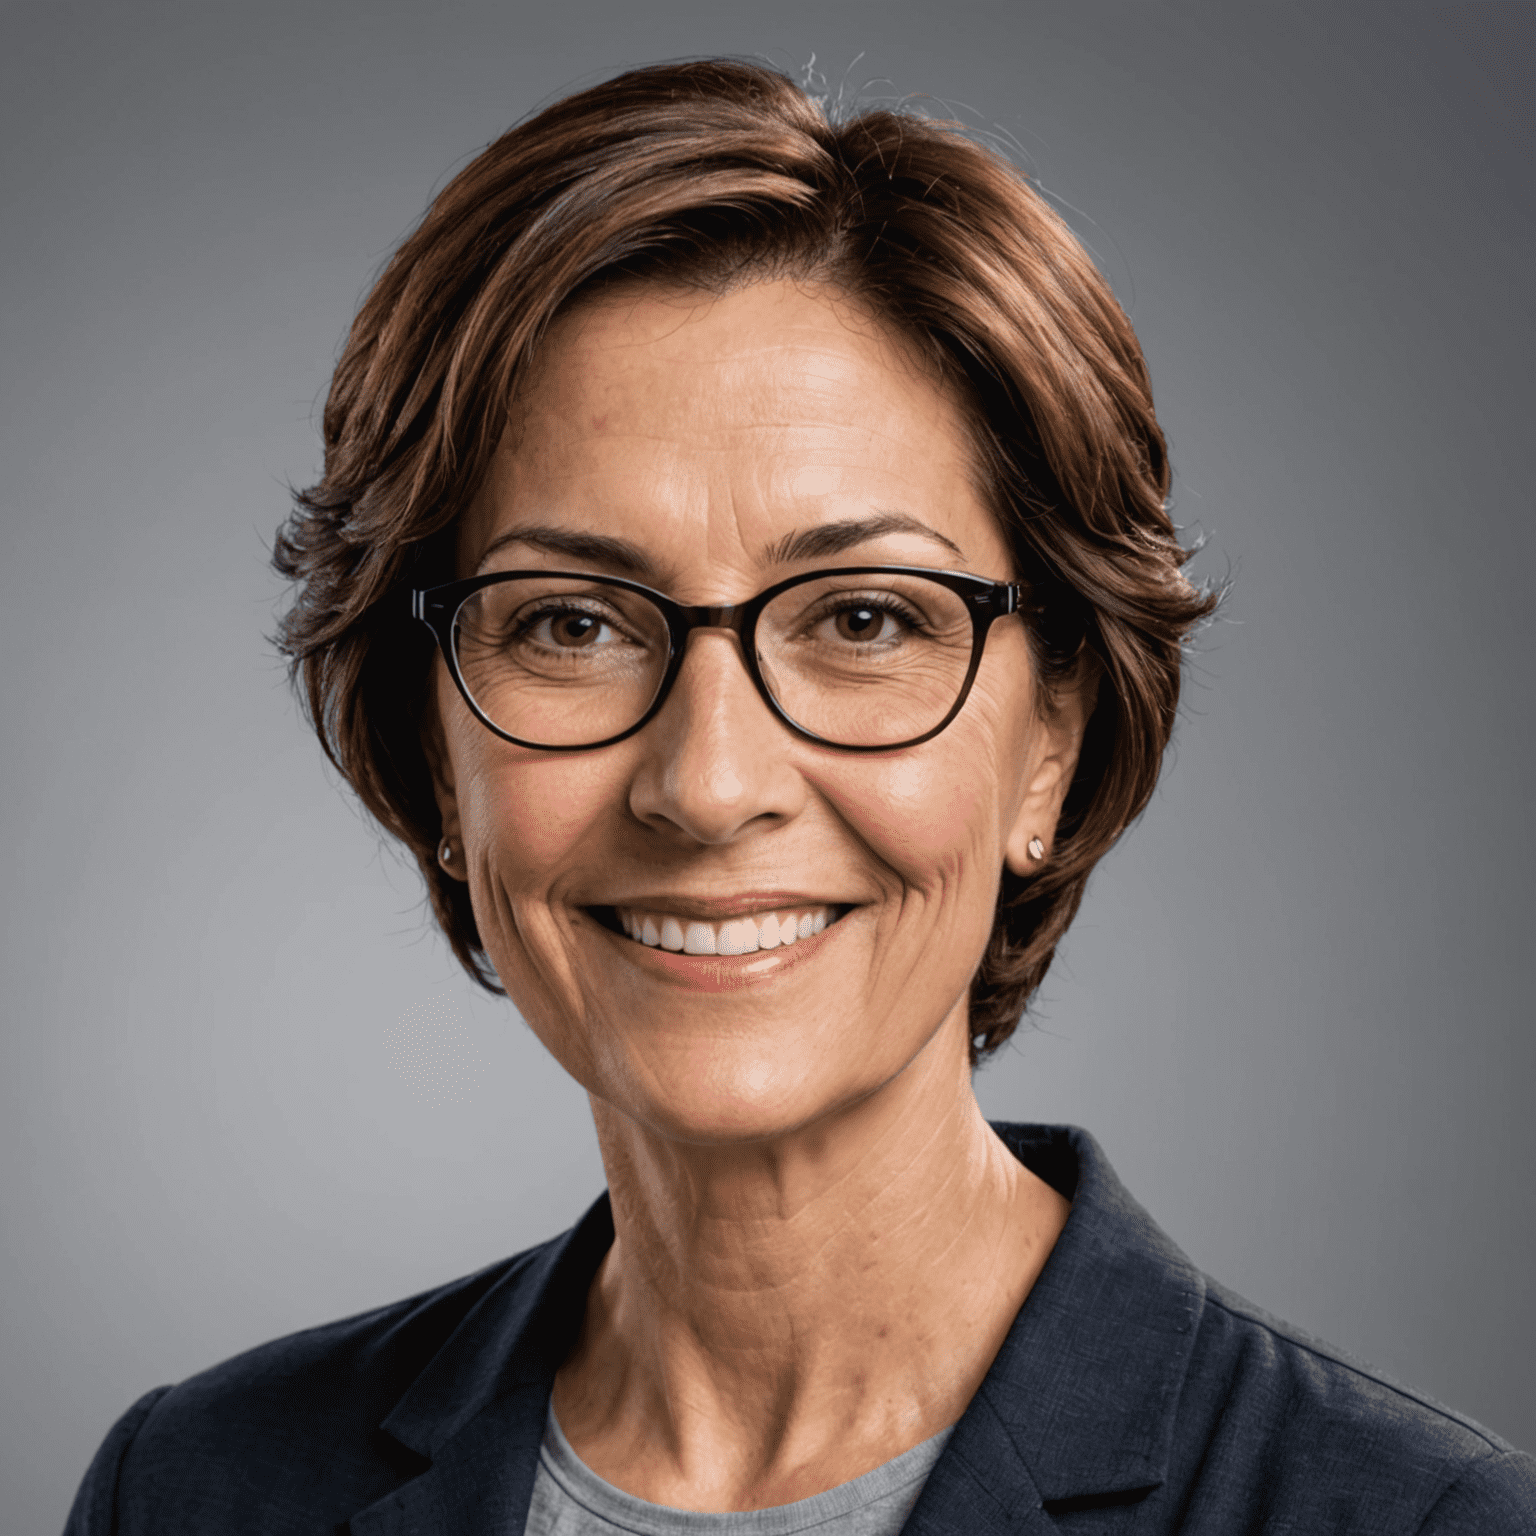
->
[597,1038,903,1149]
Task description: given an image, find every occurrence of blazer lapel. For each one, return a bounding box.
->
[346,1126,1202,1535]
[903,1390,1057,1535]
[902,1126,1206,1532]
[349,1382,546,1536]
[349,1195,616,1536]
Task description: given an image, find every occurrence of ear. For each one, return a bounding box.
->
[421,668,468,882]
[1003,654,1100,876]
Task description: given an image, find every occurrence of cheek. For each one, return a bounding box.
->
[861,756,991,870]
[821,677,1036,898]
[453,728,623,887]
[827,737,1009,895]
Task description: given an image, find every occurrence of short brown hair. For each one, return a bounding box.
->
[274,58,1215,1060]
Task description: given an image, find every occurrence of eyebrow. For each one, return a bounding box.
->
[767,513,966,565]
[475,510,966,579]
[475,525,658,578]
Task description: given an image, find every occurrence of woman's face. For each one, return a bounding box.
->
[431,279,1087,1144]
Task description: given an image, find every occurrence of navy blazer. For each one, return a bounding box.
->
[66,1124,1536,1533]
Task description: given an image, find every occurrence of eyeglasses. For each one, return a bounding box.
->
[411,565,1022,753]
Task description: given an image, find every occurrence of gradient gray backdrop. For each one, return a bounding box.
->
[3,2,1531,1527]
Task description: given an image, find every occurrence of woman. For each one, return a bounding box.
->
[66,59,1534,1535]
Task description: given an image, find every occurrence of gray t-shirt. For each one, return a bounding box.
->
[524,1405,954,1535]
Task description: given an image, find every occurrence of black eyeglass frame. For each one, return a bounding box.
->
[411,564,1022,754]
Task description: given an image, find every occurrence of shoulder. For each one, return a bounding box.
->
[63,1238,560,1536]
[1178,1277,1536,1531]
[986,1124,1535,1532]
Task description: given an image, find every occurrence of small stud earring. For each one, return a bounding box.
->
[439,839,453,864]
[1026,836,1046,861]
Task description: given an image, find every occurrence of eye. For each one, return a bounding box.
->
[808,593,926,649]
[538,608,608,648]
[831,603,903,643]
[514,602,628,652]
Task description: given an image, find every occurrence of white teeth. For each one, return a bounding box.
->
[683,921,717,955]
[615,904,837,955]
[717,919,759,955]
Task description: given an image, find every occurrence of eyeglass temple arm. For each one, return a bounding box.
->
[958,582,1021,619]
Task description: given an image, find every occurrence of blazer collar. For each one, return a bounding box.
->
[905,1125,1206,1531]
[351,1124,1204,1534]
[350,1197,613,1534]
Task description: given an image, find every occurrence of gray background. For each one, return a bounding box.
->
[2,0,1531,1527]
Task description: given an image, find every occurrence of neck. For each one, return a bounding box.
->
[552,1005,1071,1511]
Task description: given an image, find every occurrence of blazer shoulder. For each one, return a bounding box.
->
[63,1234,566,1535]
[145,1237,553,1428]
[1182,1278,1536,1530]
[1201,1277,1519,1456]
[63,1386,174,1535]
[1414,1449,1536,1534]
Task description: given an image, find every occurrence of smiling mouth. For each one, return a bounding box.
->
[596,904,845,956]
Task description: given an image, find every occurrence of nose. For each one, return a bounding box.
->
[627,629,808,846]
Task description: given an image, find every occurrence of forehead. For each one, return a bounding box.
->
[459,278,1010,583]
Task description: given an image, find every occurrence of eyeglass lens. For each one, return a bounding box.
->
[451,572,979,748]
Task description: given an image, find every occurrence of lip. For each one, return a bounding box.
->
[586,903,851,992]
[590,891,841,922]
